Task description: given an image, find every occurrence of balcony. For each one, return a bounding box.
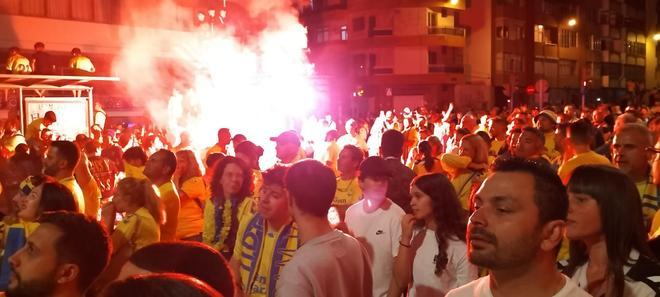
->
[428,27,466,37]
[371,67,394,75]
[429,64,464,73]
[369,29,394,37]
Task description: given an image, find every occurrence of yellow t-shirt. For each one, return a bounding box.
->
[556,237,570,262]
[69,55,95,73]
[205,144,227,159]
[490,139,505,156]
[451,171,479,210]
[413,159,444,175]
[557,151,612,185]
[158,181,180,242]
[176,177,208,239]
[333,177,362,206]
[544,132,561,161]
[253,170,263,195]
[115,207,160,251]
[59,177,85,214]
[203,197,254,253]
[124,162,147,180]
[81,177,101,219]
[7,54,32,74]
[233,215,298,297]
[440,153,473,178]
[651,210,660,238]
[1,220,39,248]
[25,118,44,141]
[637,178,659,230]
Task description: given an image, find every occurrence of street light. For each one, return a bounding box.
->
[654,33,660,41]
[568,18,577,27]
[450,0,459,4]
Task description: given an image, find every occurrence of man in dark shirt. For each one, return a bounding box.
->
[380,129,415,213]
[30,42,54,75]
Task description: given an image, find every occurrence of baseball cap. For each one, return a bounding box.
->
[19,175,49,196]
[270,130,301,146]
[359,156,391,180]
[235,140,264,157]
[534,110,558,124]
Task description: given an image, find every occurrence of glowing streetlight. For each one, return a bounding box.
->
[567,18,577,27]
[537,24,544,30]
[654,33,660,41]
[450,0,459,4]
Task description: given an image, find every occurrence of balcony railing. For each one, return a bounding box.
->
[371,67,394,75]
[429,65,464,73]
[428,26,466,37]
[369,29,394,37]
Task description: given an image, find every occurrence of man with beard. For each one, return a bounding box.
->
[143,149,180,242]
[345,156,404,297]
[43,141,85,213]
[7,211,111,297]
[446,158,589,297]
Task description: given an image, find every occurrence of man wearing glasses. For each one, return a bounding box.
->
[612,123,658,229]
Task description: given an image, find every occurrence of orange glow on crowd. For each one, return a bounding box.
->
[113,0,322,167]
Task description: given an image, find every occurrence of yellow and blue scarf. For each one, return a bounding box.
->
[239,214,298,297]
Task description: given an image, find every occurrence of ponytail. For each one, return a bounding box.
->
[116,177,165,226]
[418,141,435,172]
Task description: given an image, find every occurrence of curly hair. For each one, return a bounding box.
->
[209,156,252,202]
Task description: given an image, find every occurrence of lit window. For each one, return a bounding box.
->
[340,26,348,40]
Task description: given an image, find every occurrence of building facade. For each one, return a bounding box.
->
[305,0,660,114]
[485,0,659,107]
[303,0,477,116]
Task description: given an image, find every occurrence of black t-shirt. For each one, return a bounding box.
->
[31,51,53,74]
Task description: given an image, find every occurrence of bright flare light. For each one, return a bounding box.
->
[115,1,325,168]
[654,33,660,41]
[567,18,577,27]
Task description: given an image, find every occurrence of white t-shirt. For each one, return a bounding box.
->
[345,199,405,297]
[446,274,591,297]
[275,230,373,297]
[409,229,478,296]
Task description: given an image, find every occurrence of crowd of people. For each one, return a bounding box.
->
[0,99,658,297]
[4,42,95,75]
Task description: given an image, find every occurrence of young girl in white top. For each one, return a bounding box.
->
[394,173,478,296]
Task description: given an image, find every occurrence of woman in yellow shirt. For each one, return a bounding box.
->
[441,134,489,210]
[174,150,208,241]
[413,140,445,175]
[97,177,164,288]
[203,156,254,259]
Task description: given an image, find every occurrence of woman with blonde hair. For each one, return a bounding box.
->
[441,134,489,210]
[174,150,208,241]
[96,177,165,289]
